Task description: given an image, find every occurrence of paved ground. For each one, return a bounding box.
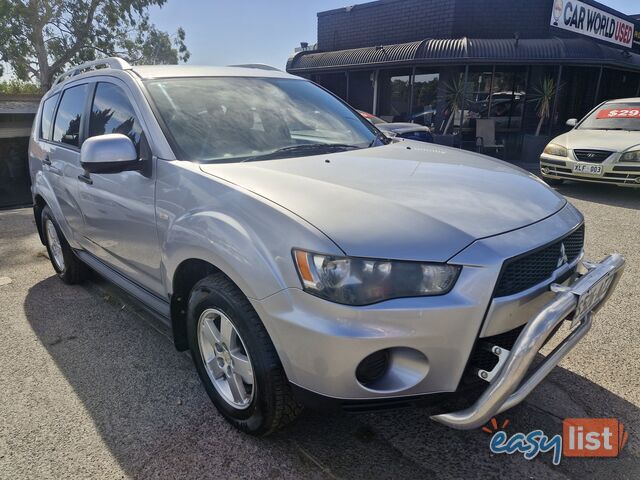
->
[0,182,639,479]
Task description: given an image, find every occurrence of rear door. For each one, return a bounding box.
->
[46,83,90,236]
[75,79,163,296]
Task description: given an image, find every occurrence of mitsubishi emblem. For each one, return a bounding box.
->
[557,242,568,268]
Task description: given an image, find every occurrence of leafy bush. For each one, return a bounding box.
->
[0,80,41,95]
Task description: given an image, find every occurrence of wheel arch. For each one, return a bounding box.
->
[33,194,47,245]
[31,171,78,248]
[170,258,221,351]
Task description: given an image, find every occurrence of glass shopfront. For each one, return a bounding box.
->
[376,69,411,122]
[309,62,640,160]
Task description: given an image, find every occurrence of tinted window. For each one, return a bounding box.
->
[53,84,89,147]
[89,82,143,153]
[40,94,59,140]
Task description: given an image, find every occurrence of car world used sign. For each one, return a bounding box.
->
[550,0,634,49]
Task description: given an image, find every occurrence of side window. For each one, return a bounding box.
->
[52,84,89,147]
[89,82,143,154]
[40,94,59,140]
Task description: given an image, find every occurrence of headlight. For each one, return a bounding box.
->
[543,143,567,157]
[293,250,461,305]
[620,149,640,162]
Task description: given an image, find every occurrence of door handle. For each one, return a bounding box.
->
[78,174,93,185]
[43,155,62,175]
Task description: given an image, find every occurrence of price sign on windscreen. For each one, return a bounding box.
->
[596,108,640,119]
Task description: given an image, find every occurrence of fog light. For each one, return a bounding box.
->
[356,350,390,386]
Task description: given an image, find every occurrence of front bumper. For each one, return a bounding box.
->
[540,154,640,187]
[431,253,624,429]
[251,203,587,401]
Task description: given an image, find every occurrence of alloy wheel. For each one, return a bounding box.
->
[197,308,255,409]
[45,219,65,272]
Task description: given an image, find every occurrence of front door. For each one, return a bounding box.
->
[76,80,163,296]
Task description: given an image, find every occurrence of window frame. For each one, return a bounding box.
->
[39,93,61,141]
[87,80,145,155]
[49,81,92,151]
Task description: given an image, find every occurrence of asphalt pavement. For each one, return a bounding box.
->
[0,181,638,479]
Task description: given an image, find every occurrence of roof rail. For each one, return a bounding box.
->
[52,57,131,87]
[227,63,282,72]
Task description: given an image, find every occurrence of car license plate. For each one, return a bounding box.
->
[572,271,615,326]
[573,163,603,175]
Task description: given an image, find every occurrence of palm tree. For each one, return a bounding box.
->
[443,76,466,134]
[530,77,557,136]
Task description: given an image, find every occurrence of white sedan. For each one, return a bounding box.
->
[540,98,640,188]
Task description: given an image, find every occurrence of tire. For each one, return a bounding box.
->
[543,177,564,186]
[187,273,302,435]
[41,205,88,284]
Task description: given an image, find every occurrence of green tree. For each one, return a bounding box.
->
[0,0,190,92]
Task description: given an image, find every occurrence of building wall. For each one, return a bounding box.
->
[451,0,553,40]
[318,0,640,52]
[317,0,456,51]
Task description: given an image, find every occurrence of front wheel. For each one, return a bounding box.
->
[187,273,302,435]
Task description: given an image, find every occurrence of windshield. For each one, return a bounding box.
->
[145,77,379,162]
[578,102,640,131]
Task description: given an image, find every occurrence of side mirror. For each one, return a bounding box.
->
[566,118,577,128]
[80,133,139,174]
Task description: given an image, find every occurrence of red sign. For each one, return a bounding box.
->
[563,418,629,458]
[596,108,640,119]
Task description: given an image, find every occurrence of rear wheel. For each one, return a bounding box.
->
[187,273,302,435]
[41,206,87,284]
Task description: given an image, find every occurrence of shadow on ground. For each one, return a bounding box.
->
[23,276,640,479]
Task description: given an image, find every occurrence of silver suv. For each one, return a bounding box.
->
[29,58,624,435]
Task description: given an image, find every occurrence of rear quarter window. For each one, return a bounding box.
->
[40,94,59,140]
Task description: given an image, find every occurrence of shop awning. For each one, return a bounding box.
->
[287,37,640,73]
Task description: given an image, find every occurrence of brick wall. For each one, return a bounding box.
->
[317,0,456,51]
[451,0,553,39]
[317,0,640,52]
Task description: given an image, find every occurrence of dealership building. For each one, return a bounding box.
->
[286,0,640,159]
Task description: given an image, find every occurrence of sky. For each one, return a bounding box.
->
[147,0,352,70]
[149,0,640,70]
[2,0,638,80]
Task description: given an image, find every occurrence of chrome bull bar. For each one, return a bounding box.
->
[431,253,625,430]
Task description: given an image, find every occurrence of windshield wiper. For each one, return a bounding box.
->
[241,143,361,162]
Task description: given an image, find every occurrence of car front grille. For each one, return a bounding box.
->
[540,162,640,185]
[573,149,613,163]
[494,225,585,298]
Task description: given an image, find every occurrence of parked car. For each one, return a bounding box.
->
[30,58,624,436]
[358,110,434,143]
[540,98,640,187]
